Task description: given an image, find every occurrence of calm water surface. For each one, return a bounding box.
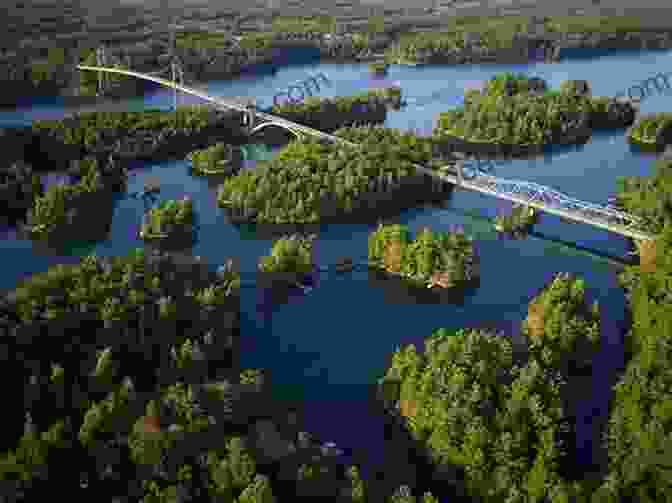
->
[2,46,672,480]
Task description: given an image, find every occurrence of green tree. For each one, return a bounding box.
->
[236,474,275,503]
[228,437,256,489]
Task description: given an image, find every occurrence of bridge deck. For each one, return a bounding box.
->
[76,64,654,241]
[414,166,654,241]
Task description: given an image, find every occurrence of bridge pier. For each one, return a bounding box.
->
[455,160,464,186]
[64,48,82,97]
[634,238,657,272]
[242,104,257,134]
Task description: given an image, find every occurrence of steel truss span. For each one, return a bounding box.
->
[472,174,644,229]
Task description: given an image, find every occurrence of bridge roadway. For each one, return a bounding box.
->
[77,64,654,242]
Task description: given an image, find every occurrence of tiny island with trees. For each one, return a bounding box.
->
[187,143,242,176]
[139,197,196,245]
[494,204,539,237]
[627,112,672,150]
[368,223,478,292]
[257,234,316,296]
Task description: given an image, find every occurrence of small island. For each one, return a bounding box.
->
[257,234,316,296]
[368,223,478,291]
[627,112,672,150]
[31,106,246,169]
[187,143,242,176]
[494,204,538,237]
[270,89,403,132]
[369,61,389,75]
[139,197,196,245]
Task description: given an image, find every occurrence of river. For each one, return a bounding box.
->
[1,45,671,482]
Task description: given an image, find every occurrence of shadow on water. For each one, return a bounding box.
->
[366,269,480,306]
[557,45,672,62]
[450,206,634,267]
[527,230,634,267]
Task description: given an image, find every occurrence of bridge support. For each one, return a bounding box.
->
[455,160,464,186]
[242,104,257,133]
[634,238,657,272]
[65,48,81,97]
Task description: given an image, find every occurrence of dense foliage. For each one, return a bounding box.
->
[27,156,108,239]
[385,16,530,62]
[271,87,401,118]
[369,62,389,74]
[140,197,195,240]
[175,31,239,50]
[433,73,621,146]
[258,234,314,275]
[379,328,585,503]
[385,15,653,63]
[368,224,478,289]
[216,134,419,223]
[494,204,538,236]
[543,15,651,34]
[597,156,672,501]
[334,125,440,168]
[271,15,336,34]
[0,246,441,502]
[483,72,547,97]
[614,158,672,234]
[32,106,223,150]
[522,272,601,372]
[627,112,672,146]
[188,143,238,176]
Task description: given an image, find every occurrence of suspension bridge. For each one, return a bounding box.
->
[78,54,654,242]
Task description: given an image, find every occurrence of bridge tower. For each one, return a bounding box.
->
[455,159,464,186]
[170,58,184,111]
[96,45,109,96]
[242,100,258,134]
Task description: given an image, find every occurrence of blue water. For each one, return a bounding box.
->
[2,46,671,480]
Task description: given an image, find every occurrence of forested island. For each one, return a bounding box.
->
[433,72,636,156]
[626,112,672,150]
[139,197,197,248]
[216,126,451,224]
[269,87,403,131]
[368,223,478,291]
[188,143,244,177]
[494,204,539,237]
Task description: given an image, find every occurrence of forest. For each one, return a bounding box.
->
[384,15,654,63]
